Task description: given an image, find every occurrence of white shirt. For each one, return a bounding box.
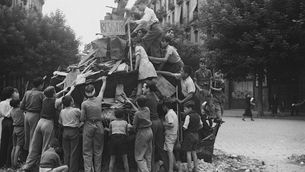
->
[135,7,159,27]
[165,45,181,63]
[0,99,12,118]
[181,76,196,97]
[165,109,178,135]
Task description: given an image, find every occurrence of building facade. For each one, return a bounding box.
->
[152,0,204,44]
[9,0,44,14]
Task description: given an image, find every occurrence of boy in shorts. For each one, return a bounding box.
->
[10,99,24,168]
[162,100,178,172]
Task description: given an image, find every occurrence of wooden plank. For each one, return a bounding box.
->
[108,60,122,75]
[155,75,176,98]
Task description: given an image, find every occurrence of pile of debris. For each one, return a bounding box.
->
[180,149,266,172]
[288,154,305,166]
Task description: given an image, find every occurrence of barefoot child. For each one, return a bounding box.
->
[10,99,24,168]
[182,101,203,172]
[108,109,129,172]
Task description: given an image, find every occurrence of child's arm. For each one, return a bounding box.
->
[80,103,86,122]
[182,115,190,130]
[135,53,140,70]
[97,76,107,102]
[157,71,181,79]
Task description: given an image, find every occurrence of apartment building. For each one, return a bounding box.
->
[152,0,204,44]
[9,0,44,14]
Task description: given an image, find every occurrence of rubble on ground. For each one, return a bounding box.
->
[288,154,305,166]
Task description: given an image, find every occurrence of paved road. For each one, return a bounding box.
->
[214,112,305,172]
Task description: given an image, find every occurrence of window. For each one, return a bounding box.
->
[194,30,199,43]
[186,1,190,23]
[172,11,175,24]
[180,5,183,24]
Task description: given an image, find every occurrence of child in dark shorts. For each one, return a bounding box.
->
[182,101,203,172]
[108,109,130,172]
[10,99,24,168]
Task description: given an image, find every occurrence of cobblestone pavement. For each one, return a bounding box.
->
[214,111,305,172]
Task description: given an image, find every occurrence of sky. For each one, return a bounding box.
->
[43,0,116,50]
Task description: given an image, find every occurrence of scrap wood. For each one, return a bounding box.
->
[81,59,97,74]
[78,49,97,67]
[53,71,68,77]
[108,60,122,75]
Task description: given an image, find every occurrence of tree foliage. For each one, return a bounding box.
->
[198,0,305,80]
[0,6,80,78]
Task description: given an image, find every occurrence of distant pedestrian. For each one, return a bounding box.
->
[20,77,44,152]
[242,94,255,121]
[270,94,279,116]
[181,101,203,172]
[0,87,19,168]
[39,139,68,172]
[133,96,153,172]
[10,99,25,168]
[108,109,130,172]
[59,95,81,172]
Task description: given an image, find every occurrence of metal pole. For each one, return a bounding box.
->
[127,22,133,71]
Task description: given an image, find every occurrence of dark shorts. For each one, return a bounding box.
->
[181,132,199,151]
[13,126,25,147]
[109,134,128,156]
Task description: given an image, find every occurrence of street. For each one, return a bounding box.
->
[215,110,305,172]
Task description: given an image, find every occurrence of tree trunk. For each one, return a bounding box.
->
[257,71,264,117]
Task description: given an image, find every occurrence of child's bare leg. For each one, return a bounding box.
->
[109,155,116,172]
[191,151,198,172]
[14,146,21,167]
[186,151,192,172]
[52,165,68,172]
[11,146,16,167]
[122,154,129,172]
[168,151,174,172]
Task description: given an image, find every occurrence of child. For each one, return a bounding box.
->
[210,72,225,121]
[80,76,107,172]
[59,95,81,172]
[10,99,24,168]
[133,96,153,172]
[182,101,203,172]
[108,109,129,172]
[149,36,184,73]
[242,94,255,121]
[162,100,178,172]
[194,59,212,103]
[39,139,68,172]
[134,38,158,96]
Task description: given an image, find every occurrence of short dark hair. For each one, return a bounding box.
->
[162,99,174,109]
[1,87,15,100]
[183,65,193,76]
[10,99,20,108]
[135,0,148,5]
[161,36,172,43]
[33,77,44,88]
[114,109,125,119]
[62,95,73,107]
[145,81,157,92]
[184,101,195,109]
[44,86,55,98]
[136,95,147,108]
[85,84,95,94]
[49,138,60,148]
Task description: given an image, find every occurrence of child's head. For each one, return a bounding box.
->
[183,101,195,113]
[136,95,147,108]
[142,81,157,94]
[44,86,56,98]
[1,87,19,100]
[62,95,74,108]
[114,109,125,119]
[84,84,95,98]
[135,0,148,11]
[199,58,207,69]
[162,99,173,112]
[33,77,44,90]
[48,138,60,153]
[10,99,20,108]
[181,65,193,79]
[161,36,171,48]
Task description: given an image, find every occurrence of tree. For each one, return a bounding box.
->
[0,6,80,80]
[198,0,305,116]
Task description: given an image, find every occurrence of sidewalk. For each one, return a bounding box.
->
[223,109,305,121]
